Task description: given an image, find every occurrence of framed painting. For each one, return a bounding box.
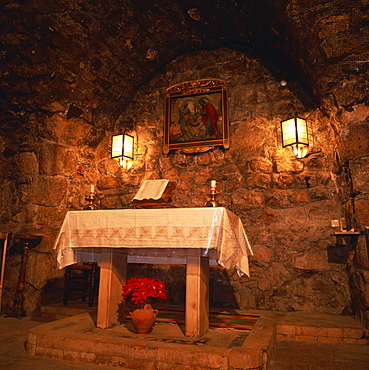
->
[164,79,229,154]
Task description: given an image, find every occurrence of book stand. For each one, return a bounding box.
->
[131,181,176,209]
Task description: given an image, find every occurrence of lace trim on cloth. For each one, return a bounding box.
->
[55,208,253,276]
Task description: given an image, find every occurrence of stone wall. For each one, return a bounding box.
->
[111,48,353,315]
[1,47,368,328]
[333,104,369,329]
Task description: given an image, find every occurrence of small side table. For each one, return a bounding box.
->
[6,234,42,318]
[334,231,361,249]
[328,231,361,264]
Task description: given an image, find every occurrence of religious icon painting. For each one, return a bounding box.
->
[164,79,230,153]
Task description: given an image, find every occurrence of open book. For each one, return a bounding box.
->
[133,179,169,201]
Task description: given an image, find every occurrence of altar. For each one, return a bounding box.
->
[54,207,253,337]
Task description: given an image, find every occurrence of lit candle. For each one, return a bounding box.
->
[210,180,216,191]
[90,184,95,194]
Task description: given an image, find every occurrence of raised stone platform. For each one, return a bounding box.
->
[28,310,275,369]
[28,305,367,369]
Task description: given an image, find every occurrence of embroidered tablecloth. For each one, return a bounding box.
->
[54,207,253,276]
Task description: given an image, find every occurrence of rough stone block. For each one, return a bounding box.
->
[276,324,296,335]
[26,332,38,346]
[35,346,64,359]
[101,354,157,369]
[63,350,96,363]
[39,142,78,176]
[17,151,38,175]
[245,173,272,188]
[31,176,68,207]
[246,158,273,173]
[157,347,229,368]
[228,348,264,369]
[231,188,264,208]
[274,157,304,173]
[341,103,369,125]
[317,336,343,343]
[45,114,92,146]
[276,333,294,341]
[297,326,337,337]
[291,251,330,270]
[292,335,318,342]
[25,342,36,356]
[342,327,365,338]
[354,197,369,225]
[157,362,223,370]
[128,343,158,361]
[272,173,294,188]
[252,245,272,264]
[34,334,65,349]
[318,327,343,338]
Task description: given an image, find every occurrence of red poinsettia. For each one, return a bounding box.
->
[122,277,167,305]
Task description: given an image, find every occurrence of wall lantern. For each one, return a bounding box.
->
[281,116,309,158]
[111,133,134,169]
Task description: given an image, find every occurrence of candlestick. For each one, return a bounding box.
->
[84,186,98,210]
[205,180,219,207]
[210,180,216,191]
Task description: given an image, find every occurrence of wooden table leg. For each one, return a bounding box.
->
[185,251,209,337]
[97,249,127,329]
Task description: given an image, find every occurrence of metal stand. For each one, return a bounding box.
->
[0,233,10,315]
[83,194,98,210]
[204,190,219,207]
[6,234,42,318]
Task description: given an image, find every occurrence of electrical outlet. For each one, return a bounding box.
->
[331,219,340,228]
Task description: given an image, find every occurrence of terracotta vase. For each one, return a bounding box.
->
[130,303,158,334]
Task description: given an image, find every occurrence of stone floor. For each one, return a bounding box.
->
[1,303,369,369]
[270,340,369,370]
[0,315,119,369]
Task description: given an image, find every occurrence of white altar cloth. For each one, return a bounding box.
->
[54,207,253,276]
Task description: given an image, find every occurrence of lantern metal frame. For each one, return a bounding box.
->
[111,133,134,169]
[280,116,309,158]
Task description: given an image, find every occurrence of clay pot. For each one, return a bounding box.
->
[130,303,158,334]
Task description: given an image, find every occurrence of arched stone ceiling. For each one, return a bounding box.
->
[0,0,368,137]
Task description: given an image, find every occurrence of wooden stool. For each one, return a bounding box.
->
[6,234,42,318]
[63,263,99,307]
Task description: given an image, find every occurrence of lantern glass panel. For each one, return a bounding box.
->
[281,117,308,147]
[112,134,123,158]
[123,135,134,160]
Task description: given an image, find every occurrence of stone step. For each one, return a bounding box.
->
[274,312,368,345]
[36,304,369,370]
[40,302,96,320]
[27,312,276,370]
[41,304,368,346]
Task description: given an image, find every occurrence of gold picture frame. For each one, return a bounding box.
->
[164,79,230,154]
